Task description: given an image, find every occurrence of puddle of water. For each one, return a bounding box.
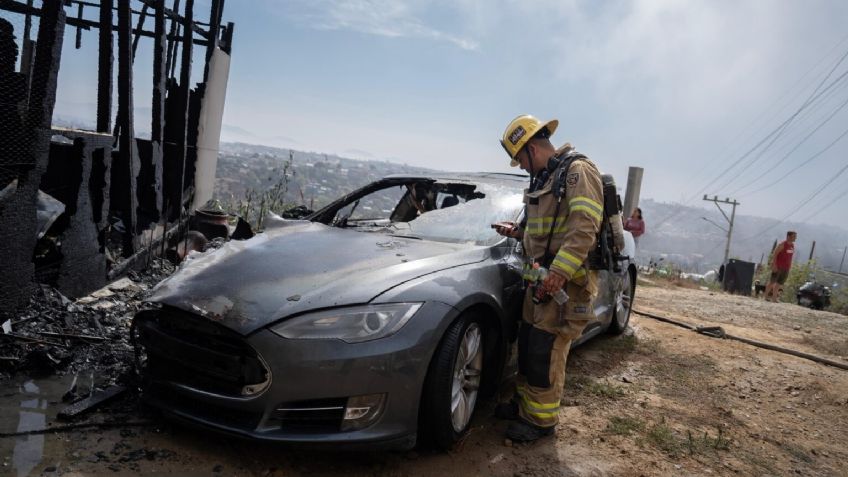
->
[0,375,80,476]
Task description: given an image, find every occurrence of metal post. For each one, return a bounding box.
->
[623,166,644,218]
[808,241,816,261]
[840,245,846,274]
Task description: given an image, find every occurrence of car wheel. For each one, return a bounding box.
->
[419,313,484,450]
[608,267,635,335]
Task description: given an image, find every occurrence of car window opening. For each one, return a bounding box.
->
[322,179,523,246]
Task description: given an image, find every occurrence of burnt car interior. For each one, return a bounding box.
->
[312,179,486,229]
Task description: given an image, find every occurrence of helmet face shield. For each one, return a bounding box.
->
[500,115,558,166]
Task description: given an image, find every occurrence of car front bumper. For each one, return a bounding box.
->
[136,301,457,450]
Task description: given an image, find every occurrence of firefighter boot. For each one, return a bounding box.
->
[506,419,555,442]
[494,400,519,420]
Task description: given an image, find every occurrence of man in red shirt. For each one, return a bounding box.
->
[765,231,797,302]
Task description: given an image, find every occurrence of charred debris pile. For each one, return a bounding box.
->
[0,203,307,420]
[0,259,176,384]
[0,209,254,384]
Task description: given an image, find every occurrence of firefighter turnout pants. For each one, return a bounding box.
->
[515,280,593,428]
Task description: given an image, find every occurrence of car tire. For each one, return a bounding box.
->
[419,313,484,450]
[608,267,635,335]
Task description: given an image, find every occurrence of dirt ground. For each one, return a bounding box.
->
[3,278,848,477]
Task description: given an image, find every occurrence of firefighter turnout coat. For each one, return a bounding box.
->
[516,145,604,428]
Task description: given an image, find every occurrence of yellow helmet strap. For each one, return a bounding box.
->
[524,143,536,177]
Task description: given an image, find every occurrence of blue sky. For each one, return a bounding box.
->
[47,0,848,230]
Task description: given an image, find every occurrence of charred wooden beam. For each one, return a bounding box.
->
[130,2,149,59]
[114,0,139,256]
[164,0,180,79]
[96,0,112,133]
[0,1,213,46]
[149,0,166,218]
[220,21,233,54]
[203,0,221,82]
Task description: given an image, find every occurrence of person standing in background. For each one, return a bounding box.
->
[623,207,645,245]
[765,230,797,302]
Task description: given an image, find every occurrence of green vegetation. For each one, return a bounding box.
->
[646,420,681,455]
[639,419,730,457]
[606,416,645,436]
[218,150,298,230]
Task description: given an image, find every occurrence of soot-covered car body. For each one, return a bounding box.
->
[132,173,636,450]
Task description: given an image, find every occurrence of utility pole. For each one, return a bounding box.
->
[703,195,739,288]
[809,241,816,261]
[623,167,644,217]
[840,244,846,274]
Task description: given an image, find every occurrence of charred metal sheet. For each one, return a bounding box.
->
[57,385,126,420]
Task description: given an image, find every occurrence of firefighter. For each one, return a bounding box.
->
[493,114,604,442]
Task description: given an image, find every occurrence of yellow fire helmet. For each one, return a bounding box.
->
[500,115,559,167]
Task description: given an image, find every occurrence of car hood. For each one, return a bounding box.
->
[149,222,487,335]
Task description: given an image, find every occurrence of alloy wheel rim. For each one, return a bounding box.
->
[616,273,633,326]
[450,323,482,432]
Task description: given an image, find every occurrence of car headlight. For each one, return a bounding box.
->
[269,303,422,343]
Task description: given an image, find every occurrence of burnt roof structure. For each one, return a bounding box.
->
[0,0,235,310]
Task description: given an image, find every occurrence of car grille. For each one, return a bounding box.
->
[134,306,269,397]
[148,382,262,430]
[267,398,346,433]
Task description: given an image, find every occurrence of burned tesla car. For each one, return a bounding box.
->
[132,173,636,450]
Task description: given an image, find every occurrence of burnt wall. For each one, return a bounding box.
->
[0,0,233,310]
[48,132,113,297]
[0,2,65,310]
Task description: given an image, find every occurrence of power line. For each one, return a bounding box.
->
[714,64,848,193]
[725,74,848,195]
[731,90,848,196]
[654,66,848,230]
[678,33,848,193]
[741,122,848,197]
[652,37,848,230]
[799,184,848,224]
[742,160,848,241]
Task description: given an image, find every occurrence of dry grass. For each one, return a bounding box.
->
[801,334,848,357]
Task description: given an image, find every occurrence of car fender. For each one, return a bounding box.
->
[373,260,517,329]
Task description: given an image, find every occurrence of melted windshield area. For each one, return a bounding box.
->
[327,179,525,246]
